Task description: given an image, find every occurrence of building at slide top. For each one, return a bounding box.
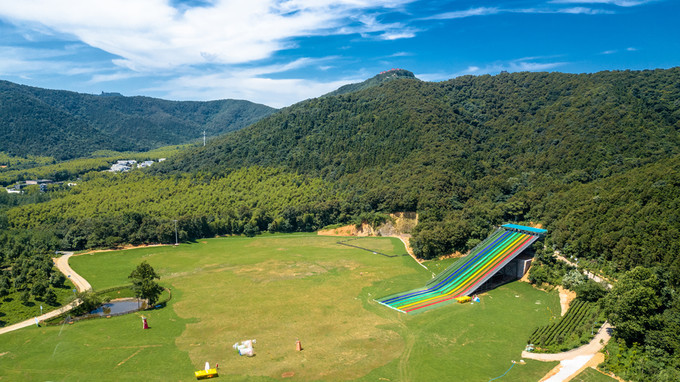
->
[377,224,547,314]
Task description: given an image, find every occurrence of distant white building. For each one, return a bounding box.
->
[110,163,132,172]
[138,160,155,168]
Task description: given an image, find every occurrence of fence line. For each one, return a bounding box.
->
[336,238,408,258]
[42,287,172,327]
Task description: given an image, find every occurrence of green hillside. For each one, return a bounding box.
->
[0,80,276,160]
[156,68,680,263]
[324,68,418,96]
[3,68,680,380]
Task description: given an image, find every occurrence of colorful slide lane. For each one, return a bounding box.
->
[377,229,539,314]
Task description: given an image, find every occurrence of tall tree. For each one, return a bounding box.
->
[128,261,163,306]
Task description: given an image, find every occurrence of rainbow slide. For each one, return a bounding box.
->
[377,227,541,314]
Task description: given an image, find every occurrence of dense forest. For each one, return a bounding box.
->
[0,145,188,187]
[2,68,679,380]
[155,68,680,267]
[324,68,417,97]
[5,167,349,248]
[0,80,275,160]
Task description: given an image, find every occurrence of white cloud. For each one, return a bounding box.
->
[88,71,145,84]
[0,45,105,77]
[388,52,412,57]
[417,59,567,82]
[141,54,366,107]
[600,47,638,55]
[417,59,566,82]
[151,73,356,108]
[549,0,657,6]
[422,4,613,20]
[421,7,501,20]
[378,30,417,40]
[0,0,416,71]
[556,6,611,14]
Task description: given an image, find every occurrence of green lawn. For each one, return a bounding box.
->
[571,367,619,382]
[0,234,559,381]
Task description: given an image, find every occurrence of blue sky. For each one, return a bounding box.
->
[0,0,677,108]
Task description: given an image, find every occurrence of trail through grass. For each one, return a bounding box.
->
[1,234,559,381]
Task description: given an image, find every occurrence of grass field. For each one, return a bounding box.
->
[0,234,559,381]
[571,367,619,382]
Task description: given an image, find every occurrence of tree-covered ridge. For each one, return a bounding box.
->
[166,69,680,181]
[0,80,276,160]
[156,68,680,261]
[5,167,348,249]
[541,154,680,275]
[324,68,418,97]
[3,68,679,380]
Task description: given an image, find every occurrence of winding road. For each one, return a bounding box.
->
[523,322,614,382]
[54,252,92,293]
[0,252,90,335]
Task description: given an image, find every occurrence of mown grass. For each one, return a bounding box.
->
[571,367,619,382]
[1,234,559,381]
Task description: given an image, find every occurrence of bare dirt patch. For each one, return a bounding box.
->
[318,212,422,264]
[75,243,169,256]
[557,286,577,317]
[318,223,373,236]
[318,212,417,239]
[437,251,465,260]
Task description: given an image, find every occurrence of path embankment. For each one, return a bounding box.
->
[0,252,91,335]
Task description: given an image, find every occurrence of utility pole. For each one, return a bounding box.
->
[203,130,206,146]
[174,219,179,245]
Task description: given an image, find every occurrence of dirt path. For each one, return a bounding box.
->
[0,252,93,336]
[557,286,576,317]
[398,332,416,382]
[523,322,613,382]
[523,322,612,362]
[54,252,92,293]
[75,243,169,256]
[553,252,613,289]
[0,299,82,335]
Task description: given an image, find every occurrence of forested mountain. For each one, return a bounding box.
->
[0,80,276,160]
[324,68,417,97]
[167,69,680,181]
[3,68,680,380]
[154,68,680,267]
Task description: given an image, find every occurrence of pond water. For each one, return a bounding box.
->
[89,298,147,316]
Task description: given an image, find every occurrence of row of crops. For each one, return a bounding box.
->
[528,299,603,352]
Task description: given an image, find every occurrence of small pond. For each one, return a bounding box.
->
[89,298,147,316]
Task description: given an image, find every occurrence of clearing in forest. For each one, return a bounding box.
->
[1,234,559,381]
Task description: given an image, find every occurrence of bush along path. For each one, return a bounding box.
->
[0,252,90,335]
[522,322,613,382]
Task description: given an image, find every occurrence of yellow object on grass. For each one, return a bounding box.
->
[455,296,471,303]
[195,368,218,379]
